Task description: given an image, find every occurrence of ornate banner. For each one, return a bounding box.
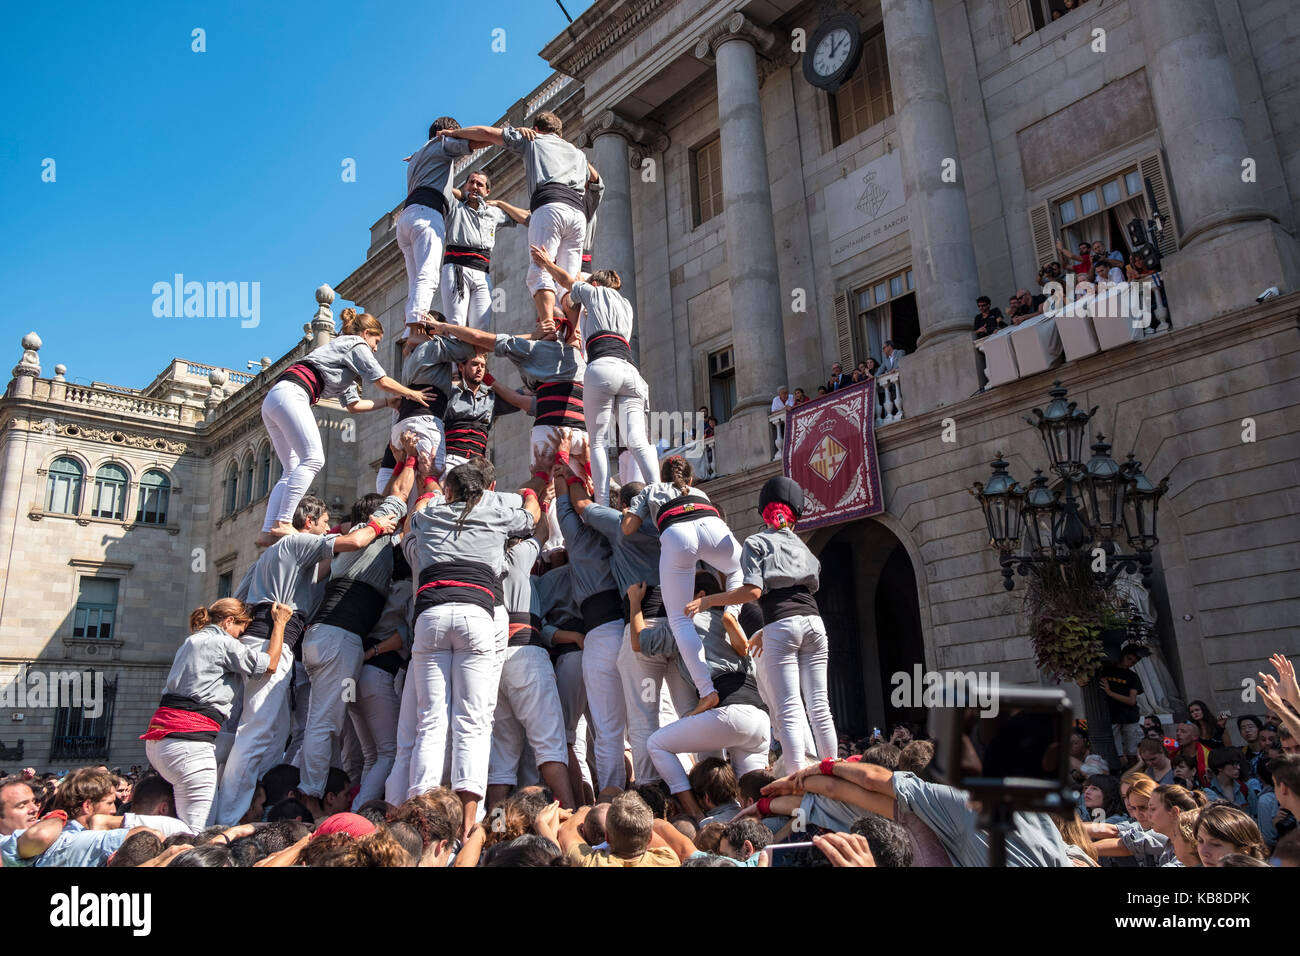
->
[782,380,883,530]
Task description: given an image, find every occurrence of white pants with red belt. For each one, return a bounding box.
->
[440,263,493,330]
[526,204,585,297]
[261,381,324,532]
[397,204,446,327]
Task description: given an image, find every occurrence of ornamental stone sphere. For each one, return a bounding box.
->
[22,332,41,351]
[316,284,335,306]
[208,368,229,387]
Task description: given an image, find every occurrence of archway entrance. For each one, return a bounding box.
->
[812,519,926,740]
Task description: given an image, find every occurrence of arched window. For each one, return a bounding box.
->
[136,470,171,525]
[240,454,254,509]
[90,463,128,520]
[257,443,272,499]
[46,457,84,514]
[224,461,239,516]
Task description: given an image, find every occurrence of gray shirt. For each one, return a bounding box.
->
[501,127,588,200]
[304,335,387,402]
[890,772,1072,867]
[556,494,616,604]
[406,492,536,577]
[740,527,820,593]
[236,533,338,612]
[630,482,710,526]
[403,335,475,391]
[445,382,522,432]
[325,497,407,592]
[366,578,413,660]
[405,136,471,199]
[162,624,269,720]
[572,281,634,343]
[637,609,756,701]
[493,334,585,388]
[582,502,661,593]
[536,563,580,643]
[502,537,542,616]
[445,199,514,250]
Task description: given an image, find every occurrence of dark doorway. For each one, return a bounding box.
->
[813,520,926,741]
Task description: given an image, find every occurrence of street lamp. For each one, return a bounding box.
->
[970,454,1025,591]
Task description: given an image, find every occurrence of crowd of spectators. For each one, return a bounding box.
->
[5,649,1293,868]
[775,346,904,418]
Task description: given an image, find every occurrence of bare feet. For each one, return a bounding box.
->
[255,523,295,548]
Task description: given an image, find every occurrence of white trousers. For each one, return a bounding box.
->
[648,704,771,795]
[752,647,818,774]
[659,517,744,697]
[407,603,500,798]
[145,737,218,832]
[215,644,296,825]
[582,619,628,791]
[440,263,493,330]
[350,665,401,809]
[261,381,324,531]
[298,623,364,798]
[618,625,695,784]
[530,425,588,476]
[376,415,447,494]
[552,649,591,786]
[757,615,837,769]
[384,665,418,805]
[584,357,658,506]
[487,645,569,786]
[525,203,585,296]
[397,204,446,326]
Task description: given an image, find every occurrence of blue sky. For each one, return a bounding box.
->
[0,0,593,388]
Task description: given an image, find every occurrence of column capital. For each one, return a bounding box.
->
[693,12,778,64]
[576,110,670,166]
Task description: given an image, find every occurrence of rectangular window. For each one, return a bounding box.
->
[73,577,119,641]
[217,571,234,600]
[830,28,894,146]
[853,266,921,360]
[707,347,737,423]
[692,137,724,227]
[1052,164,1154,261]
[49,675,116,762]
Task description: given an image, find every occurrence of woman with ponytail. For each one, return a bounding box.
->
[394,457,545,840]
[259,308,429,546]
[142,598,292,829]
[622,455,744,704]
[685,476,836,771]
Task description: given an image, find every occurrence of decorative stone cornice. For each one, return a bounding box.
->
[18,416,189,454]
[757,44,801,86]
[577,110,670,168]
[694,12,779,64]
[543,0,669,81]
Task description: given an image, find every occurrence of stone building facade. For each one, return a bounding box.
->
[3,0,1299,767]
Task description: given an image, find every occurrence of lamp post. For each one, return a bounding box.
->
[970,382,1170,771]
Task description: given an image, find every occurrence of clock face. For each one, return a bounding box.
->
[812,27,852,77]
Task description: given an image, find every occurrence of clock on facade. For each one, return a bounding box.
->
[802,12,864,93]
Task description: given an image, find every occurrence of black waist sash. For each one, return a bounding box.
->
[243,602,309,654]
[310,578,388,639]
[622,584,664,623]
[655,494,720,533]
[586,332,632,363]
[581,589,624,633]
[757,585,821,625]
[414,560,503,617]
[508,611,546,649]
[155,693,225,742]
[548,616,585,662]
[361,630,403,676]
[444,421,490,458]
[534,380,585,429]
[404,186,449,216]
[276,360,326,405]
[397,384,450,423]
[530,182,585,214]
[443,244,492,274]
[715,672,766,710]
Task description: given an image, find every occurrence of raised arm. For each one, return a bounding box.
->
[429,319,497,352]
[621,510,643,536]
[688,583,762,616]
[440,125,504,146]
[529,245,576,292]
[488,198,530,225]
[489,377,533,413]
[627,582,648,653]
[333,513,398,554]
[266,602,291,674]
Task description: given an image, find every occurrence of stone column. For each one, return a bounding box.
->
[696,13,789,470]
[586,111,666,363]
[1135,0,1299,318]
[881,0,982,412]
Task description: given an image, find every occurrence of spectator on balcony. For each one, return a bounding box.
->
[973,296,1005,339]
[704,417,717,439]
[1093,260,1125,288]
[864,357,881,378]
[792,388,810,406]
[770,387,793,416]
[1057,239,1093,277]
[1010,289,1047,325]
[815,386,828,397]
[880,341,904,372]
[1091,240,1124,271]
[826,363,850,392]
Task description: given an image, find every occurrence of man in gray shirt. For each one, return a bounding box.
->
[441,170,529,330]
[440,111,600,332]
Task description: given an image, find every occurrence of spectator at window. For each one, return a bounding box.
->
[863,357,881,377]
[815,385,828,397]
[1056,239,1093,277]
[770,386,793,415]
[826,363,850,392]
[704,416,717,439]
[1093,260,1124,288]
[792,388,810,406]
[1090,240,1124,271]
[1010,289,1048,325]
[973,296,1005,338]
[880,341,904,372]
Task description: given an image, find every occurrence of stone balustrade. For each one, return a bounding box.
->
[60,384,182,422]
[874,372,904,426]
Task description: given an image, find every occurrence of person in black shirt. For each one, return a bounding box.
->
[1099,644,1146,766]
[973,296,1005,338]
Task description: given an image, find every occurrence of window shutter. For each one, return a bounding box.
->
[834,291,855,367]
[1138,151,1179,257]
[1028,201,1057,268]
[1007,0,1033,42]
